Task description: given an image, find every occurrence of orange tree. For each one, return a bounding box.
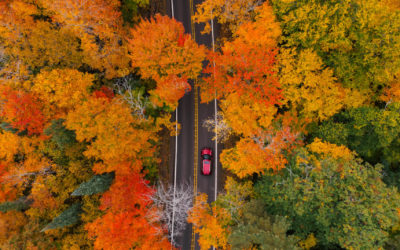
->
[200,2,302,179]
[0,0,181,249]
[128,14,206,109]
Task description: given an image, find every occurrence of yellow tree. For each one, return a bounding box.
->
[65,94,155,173]
[0,1,84,80]
[193,0,262,34]
[278,48,366,122]
[187,193,231,249]
[39,0,131,79]
[220,92,277,138]
[31,69,94,118]
[220,126,299,178]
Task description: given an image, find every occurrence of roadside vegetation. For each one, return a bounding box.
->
[189,0,400,249]
[0,0,399,249]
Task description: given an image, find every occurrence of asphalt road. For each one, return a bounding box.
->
[167,0,221,249]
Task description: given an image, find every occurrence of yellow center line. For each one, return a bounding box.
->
[190,0,197,249]
[191,81,198,250]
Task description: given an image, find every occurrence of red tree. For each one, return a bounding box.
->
[0,86,45,135]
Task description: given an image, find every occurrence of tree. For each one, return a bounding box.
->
[202,112,232,143]
[278,48,365,122]
[214,177,253,222]
[220,126,299,178]
[187,193,231,249]
[86,171,172,249]
[65,95,154,170]
[200,1,283,133]
[228,200,299,250]
[0,86,46,135]
[0,197,31,213]
[272,0,400,94]
[201,44,282,107]
[114,75,151,120]
[44,119,77,150]
[128,14,206,107]
[0,1,84,78]
[219,92,278,138]
[148,183,194,245]
[31,69,94,117]
[227,1,281,48]
[40,0,131,79]
[193,0,262,34]
[120,0,149,24]
[255,144,400,249]
[128,14,205,80]
[41,203,82,232]
[310,105,400,167]
[71,173,114,196]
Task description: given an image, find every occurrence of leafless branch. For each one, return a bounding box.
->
[114,75,149,119]
[146,182,194,247]
[1,166,56,184]
[202,112,232,143]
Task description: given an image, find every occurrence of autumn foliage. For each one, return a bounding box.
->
[0,86,45,135]
[86,172,172,249]
[1,0,400,249]
[128,14,206,108]
[0,0,178,248]
[187,193,231,249]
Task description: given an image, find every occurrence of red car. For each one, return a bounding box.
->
[201,148,212,175]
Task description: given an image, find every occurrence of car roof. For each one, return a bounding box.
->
[203,159,211,174]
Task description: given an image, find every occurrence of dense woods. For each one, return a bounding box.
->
[0,0,399,249]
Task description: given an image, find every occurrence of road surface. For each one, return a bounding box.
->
[167,0,221,249]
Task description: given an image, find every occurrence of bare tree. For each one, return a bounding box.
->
[0,47,6,66]
[202,111,232,143]
[147,182,194,247]
[1,166,56,184]
[114,75,149,119]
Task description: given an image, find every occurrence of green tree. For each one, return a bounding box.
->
[256,147,400,249]
[228,199,299,250]
[311,105,400,167]
[44,119,77,150]
[41,203,82,232]
[71,173,114,196]
[272,0,400,94]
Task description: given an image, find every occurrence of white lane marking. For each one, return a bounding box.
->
[170,1,177,248]
[171,0,175,19]
[211,11,217,203]
[171,108,178,247]
[211,9,217,250]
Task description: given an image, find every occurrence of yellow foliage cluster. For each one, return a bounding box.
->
[307,138,354,161]
[221,92,277,138]
[278,48,353,122]
[0,211,27,244]
[39,0,131,79]
[65,96,154,172]
[187,193,231,249]
[193,0,262,34]
[298,233,317,250]
[221,138,275,178]
[31,69,93,117]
